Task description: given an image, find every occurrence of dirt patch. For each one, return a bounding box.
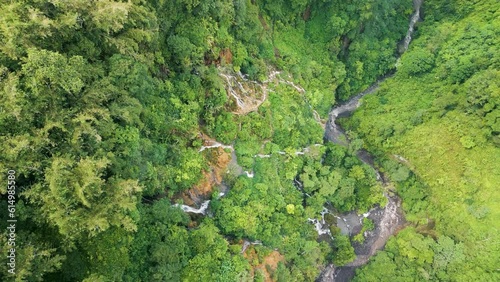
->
[203,139,231,184]
[303,5,311,21]
[220,48,233,65]
[245,247,284,282]
[175,135,232,205]
[259,14,269,30]
[257,251,284,281]
[178,170,212,206]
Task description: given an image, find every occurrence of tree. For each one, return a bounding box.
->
[431,236,465,280]
[398,48,435,77]
[24,157,142,240]
[0,231,65,282]
[332,234,355,266]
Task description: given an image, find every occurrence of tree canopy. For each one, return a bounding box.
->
[0,0,498,281]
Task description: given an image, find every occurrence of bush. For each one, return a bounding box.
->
[398,48,435,77]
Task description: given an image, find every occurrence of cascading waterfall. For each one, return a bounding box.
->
[308,208,333,236]
[174,200,211,215]
[179,142,323,214]
[198,140,234,152]
[403,0,423,52]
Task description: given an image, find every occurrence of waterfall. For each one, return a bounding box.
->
[174,200,210,215]
[403,0,423,52]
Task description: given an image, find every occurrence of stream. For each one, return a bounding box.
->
[175,141,323,214]
[318,1,422,281]
[175,0,422,280]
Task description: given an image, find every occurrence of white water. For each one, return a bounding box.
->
[174,200,210,215]
[240,240,263,254]
[394,154,409,163]
[262,70,281,83]
[403,0,422,51]
[278,75,306,93]
[198,141,234,152]
[218,69,275,114]
[219,72,246,108]
[182,1,423,263]
[308,208,333,236]
[179,142,324,216]
[325,79,385,145]
[221,67,324,128]
[254,144,323,158]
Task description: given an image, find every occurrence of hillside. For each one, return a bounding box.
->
[0,0,498,281]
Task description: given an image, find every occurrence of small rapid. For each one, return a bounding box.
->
[174,200,211,215]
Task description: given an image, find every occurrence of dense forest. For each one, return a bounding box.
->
[0,0,498,281]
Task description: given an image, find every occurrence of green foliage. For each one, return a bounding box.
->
[353,218,374,243]
[318,144,386,212]
[327,0,414,100]
[212,153,330,280]
[83,228,133,280]
[398,48,435,77]
[354,228,471,282]
[346,1,500,280]
[182,220,251,282]
[124,199,192,282]
[332,234,356,266]
[2,0,497,281]
[0,230,65,282]
[25,156,142,239]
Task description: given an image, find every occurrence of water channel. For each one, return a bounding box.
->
[318,1,422,280]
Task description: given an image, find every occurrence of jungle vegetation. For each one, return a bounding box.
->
[0,0,498,281]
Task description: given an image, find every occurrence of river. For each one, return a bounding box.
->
[318,1,422,281]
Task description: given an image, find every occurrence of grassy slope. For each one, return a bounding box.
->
[346,0,500,279]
